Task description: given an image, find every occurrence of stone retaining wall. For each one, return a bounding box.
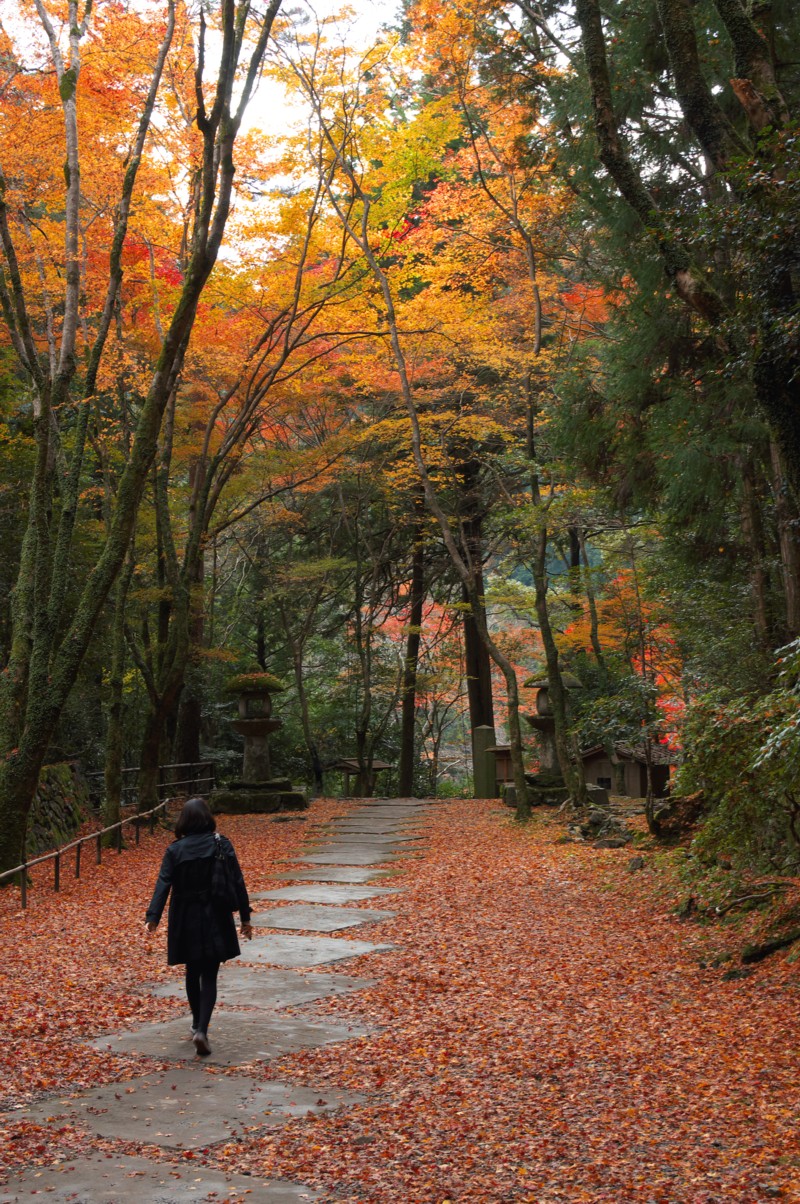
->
[28,762,90,856]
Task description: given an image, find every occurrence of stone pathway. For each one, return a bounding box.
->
[0,798,434,1203]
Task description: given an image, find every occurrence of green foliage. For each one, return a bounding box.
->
[647,552,773,695]
[430,774,474,799]
[570,655,660,750]
[676,665,800,871]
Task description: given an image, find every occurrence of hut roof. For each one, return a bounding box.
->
[581,742,678,767]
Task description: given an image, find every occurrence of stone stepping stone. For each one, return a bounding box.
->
[310,832,421,846]
[252,904,395,932]
[0,1154,318,1202]
[27,1069,362,1149]
[270,867,391,884]
[89,1010,369,1066]
[148,966,373,1009]
[325,823,421,833]
[352,802,432,812]
[346,813,427,823]
[329,812,418,822]
[254,883,400,903]
[240,933,395,967]
[289,848,400,866]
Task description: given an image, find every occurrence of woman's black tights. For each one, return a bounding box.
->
[185,959,220,1034]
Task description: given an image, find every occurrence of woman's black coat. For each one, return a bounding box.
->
[145,832,251,966]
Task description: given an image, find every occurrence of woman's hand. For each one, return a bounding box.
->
[144,920,158,936]
[240,921,253,940]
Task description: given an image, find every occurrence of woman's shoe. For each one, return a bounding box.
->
[192,1031,211,1056]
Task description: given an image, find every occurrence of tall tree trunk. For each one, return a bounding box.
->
[740,457,774,648]
[138,705,164,813]
[462,572,495,731]
[460,508,496,786]
[532,524,588,806]
[0,749,44,870]
[173,693,202,770]
[173,551,205,768]
[398,512,425,796]
[644,745,657,834]
[769,441,800,638]
[578,526,606,670]
[103,553,135,827]
[289,643,324,795]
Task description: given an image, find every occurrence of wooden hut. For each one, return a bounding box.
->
[328,757,393,797]
[581,742,675,799]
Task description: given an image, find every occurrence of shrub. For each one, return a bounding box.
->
[676,645,800,871]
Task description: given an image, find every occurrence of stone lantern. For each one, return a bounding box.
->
[228,672,285,781]
[209,671,307,814]
[523,671,583,803]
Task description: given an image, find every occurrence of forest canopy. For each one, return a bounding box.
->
[1,0,799,876]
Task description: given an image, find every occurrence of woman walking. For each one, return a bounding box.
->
[145,797,252,1056]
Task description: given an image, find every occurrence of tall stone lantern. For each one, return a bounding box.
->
[523,670,583,803]
[209,671,307,814]
[226,671,285,782]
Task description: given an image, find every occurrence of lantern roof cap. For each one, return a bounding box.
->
[524,671,583,691]
[224,670,286,695]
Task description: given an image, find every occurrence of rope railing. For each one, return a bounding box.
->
[0,799,171,909]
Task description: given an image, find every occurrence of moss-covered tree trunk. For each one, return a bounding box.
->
[770,441,800,638]
[103,555,134,828]
[138,704,166,812]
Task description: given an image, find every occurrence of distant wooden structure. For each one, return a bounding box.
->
[486,745,513,795]
[328,757,393,797]
[581,743,675,799]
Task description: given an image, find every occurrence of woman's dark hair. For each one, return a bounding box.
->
[174,796,216,839]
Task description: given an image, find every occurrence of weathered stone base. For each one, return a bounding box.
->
[209,788,308,814]
[585,783,610,808]
[522,772,570,807]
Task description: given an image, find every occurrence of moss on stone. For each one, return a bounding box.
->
[28,762,90,856]
[224,671,286,696]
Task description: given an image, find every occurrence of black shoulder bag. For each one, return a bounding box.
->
[211,833,240,910]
